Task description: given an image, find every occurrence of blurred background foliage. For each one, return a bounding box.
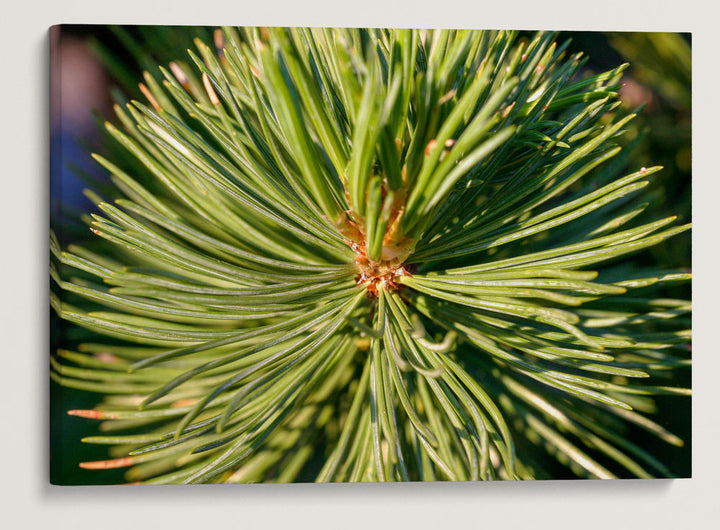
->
[50,26,691,484]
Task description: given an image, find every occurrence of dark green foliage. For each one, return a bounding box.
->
[50,27,691,484]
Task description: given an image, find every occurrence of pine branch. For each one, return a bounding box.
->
[51,27,691,484]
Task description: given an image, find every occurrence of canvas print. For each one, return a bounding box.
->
[50,25,691,485]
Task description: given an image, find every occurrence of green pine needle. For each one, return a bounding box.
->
[51,27,691,484]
